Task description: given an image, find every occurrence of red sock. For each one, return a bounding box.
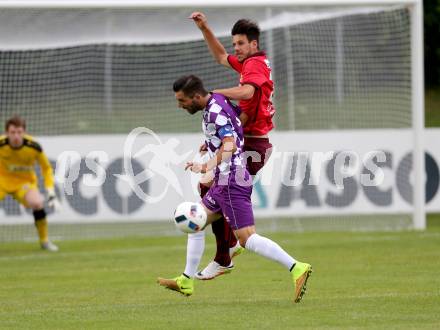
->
[212,218,237,266]
[198,183,237,267]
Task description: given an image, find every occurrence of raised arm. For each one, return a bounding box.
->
[190,12,231,68]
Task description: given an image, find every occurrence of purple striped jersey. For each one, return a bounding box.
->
[202,93,246,180]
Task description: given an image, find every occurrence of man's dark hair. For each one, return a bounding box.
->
[5,115,26,131]
[173,75,208,98]
[231,19,260,45]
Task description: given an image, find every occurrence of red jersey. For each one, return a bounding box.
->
[227,52,275,136]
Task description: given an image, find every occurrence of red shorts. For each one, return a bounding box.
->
[243,137,273,176]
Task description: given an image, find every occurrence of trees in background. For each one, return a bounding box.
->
[424,0,440,87]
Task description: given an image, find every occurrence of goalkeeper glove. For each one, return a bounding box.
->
[47,188,62,212]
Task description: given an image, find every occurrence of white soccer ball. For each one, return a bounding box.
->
[174,202,207,233]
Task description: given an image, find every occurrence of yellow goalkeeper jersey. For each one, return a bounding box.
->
[0,134,54,190]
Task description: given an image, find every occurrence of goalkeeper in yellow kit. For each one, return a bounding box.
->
[0,116,60,251]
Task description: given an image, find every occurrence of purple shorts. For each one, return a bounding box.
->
[202,177,254,230]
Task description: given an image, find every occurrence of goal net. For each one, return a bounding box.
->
[0,1,424,241]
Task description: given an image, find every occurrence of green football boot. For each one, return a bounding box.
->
[291,262,313,303]
[157,274,194,296]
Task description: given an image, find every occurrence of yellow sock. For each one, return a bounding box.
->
[35,218,49,243]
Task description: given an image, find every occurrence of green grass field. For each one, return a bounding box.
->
[1,219,440,330]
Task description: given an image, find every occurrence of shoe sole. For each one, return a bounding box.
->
[294,267,313,303]
[195,247,243,281]
[41,244,59,252]
[195,247,242,280]
[157,277,192,296]
[195,267,233,281]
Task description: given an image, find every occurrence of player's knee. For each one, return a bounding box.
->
[235,226,256,247]
[25,191,44,210]
[33,209,46,222]
[238,236,248,247]
[28,199,44,210]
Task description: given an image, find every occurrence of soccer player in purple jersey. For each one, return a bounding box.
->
[157,75,312,303]
[191,12,275,279]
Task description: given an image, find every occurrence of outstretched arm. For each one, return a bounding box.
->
[213,84,255,101]
[190,12,231,68]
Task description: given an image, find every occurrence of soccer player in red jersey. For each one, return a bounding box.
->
[190,12,275,279]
